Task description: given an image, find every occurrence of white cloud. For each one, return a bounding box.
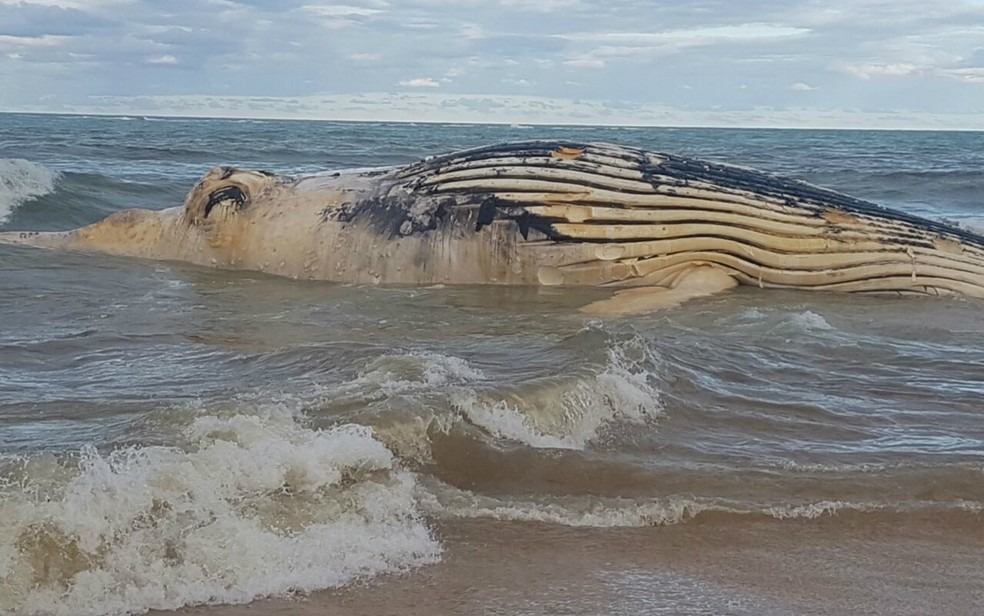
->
[842,63,922,79]
[398,77,441,87]
[460,23,484,39]
[555,23,812,68]
[300,4,385,17]
[299,3,385,29]
[0,35,70,48]
[841,61,983,84]
[938,67,984,83]
[498,0,584,11]
[2,0,984,127]
[0,0,128,6]
[564,58,605,69]
[566,24,811,46]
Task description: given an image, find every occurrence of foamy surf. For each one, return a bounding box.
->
[0,159,60,225]
[301,334,661,460]
[418,480,976,528]
[314,351,489,460]
[451,333,663,450]
[355,350,488,396]
[0,408,440,616]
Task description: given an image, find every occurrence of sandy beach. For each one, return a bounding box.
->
[171,514,984,616]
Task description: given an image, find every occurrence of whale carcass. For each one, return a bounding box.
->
[3,140,984,314]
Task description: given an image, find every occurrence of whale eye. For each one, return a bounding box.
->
[203,186,247,219]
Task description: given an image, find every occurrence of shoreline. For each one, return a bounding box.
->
[168,514,984,616]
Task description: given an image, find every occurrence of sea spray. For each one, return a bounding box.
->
[0,159,60,225]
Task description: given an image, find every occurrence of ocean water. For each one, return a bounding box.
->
[1,113,984,615]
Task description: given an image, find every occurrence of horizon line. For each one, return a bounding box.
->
[2,109,982,133]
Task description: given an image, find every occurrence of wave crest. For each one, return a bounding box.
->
[0,408,440,616]
[419,480,964,528]
[0,159,60,225]
[451,332,663,450]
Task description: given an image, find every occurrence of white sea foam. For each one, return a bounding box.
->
[786,310,834,332]
[450,391,576,448]
[323,351,488,460]
[0,159,60,225]
[420,481,886,528]
[730,307,835,334]
[764,500,865,520]
[0,408,440,616]
[739,307,767,320]
[451,334,662,449]
[311,339,660,456]
[356,350,488,395]
[778,460,894,473]
[420,483,710,526]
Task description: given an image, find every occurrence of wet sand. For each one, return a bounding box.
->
[175,513,984,616]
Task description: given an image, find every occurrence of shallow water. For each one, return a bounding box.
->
[1,114,983,615]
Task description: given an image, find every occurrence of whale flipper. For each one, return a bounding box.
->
[581,265,739,315]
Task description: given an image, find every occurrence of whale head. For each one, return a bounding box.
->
[0,165,347,274]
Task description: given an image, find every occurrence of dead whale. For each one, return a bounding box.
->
[3,140,984,314]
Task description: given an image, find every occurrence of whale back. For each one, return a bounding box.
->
[363,140,984,296]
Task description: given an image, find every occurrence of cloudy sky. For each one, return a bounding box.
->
[1,0,983,128]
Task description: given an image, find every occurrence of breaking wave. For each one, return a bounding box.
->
[450,334,662,449]
[0,407,440,616]
[0,159,60,225]
[331,332,663,457]
[419,480,984,528]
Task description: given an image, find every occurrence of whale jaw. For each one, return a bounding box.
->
[0,207,193,262]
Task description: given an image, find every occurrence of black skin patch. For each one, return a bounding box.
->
[433,199,452,225]
[471,197,559,240]
[383,140,984,250]
[324,194,456,239]
[516,212,532,239]
[217,168,274,179]
[475,198,498,231]
[204,186,247,219]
